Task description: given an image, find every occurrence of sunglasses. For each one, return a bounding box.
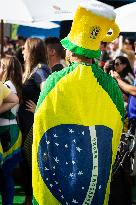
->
[115,62,122,67]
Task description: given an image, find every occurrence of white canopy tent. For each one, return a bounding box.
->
[115,2,136,32]
[0,0,83,23]
[0,0,72,55]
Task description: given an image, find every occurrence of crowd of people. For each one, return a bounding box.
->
[0,1,136,205]
[0,36,65,205]
[0,34,136,205]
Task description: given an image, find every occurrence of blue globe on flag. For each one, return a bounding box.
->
[38,124,112,205]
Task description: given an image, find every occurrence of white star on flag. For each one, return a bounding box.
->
[53,134,58,138]
[69,129,74,133]
[72,199,78,203]
[54,157,59,163]
[65,144,68,148]
[82,131,85,135]
[76,147,82,152]
[46,141,50,145]
[61,195,64,199]
[44,167,49,171]
[78,171,83,175]
[54,181,58,184]
[55,143,59,146]
[70,173,74,177]
[50,184,53,188]
[72,161,76,165]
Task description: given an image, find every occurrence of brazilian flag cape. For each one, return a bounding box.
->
[33,62,124,205]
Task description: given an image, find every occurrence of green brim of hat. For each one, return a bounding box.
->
[61,37,101,59]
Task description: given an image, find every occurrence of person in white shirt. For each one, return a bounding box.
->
[0,56,22,205]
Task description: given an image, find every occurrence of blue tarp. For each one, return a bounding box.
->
[17,22,60,39]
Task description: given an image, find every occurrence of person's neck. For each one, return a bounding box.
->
[48,56,61,68]
[71,57,92,64]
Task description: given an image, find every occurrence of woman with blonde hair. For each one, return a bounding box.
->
[0,55,22,205]
[18,37,50,205]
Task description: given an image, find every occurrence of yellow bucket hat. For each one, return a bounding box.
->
[61,0,120,58]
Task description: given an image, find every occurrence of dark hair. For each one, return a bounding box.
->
[9,40,16,50]
[124,38,135,51]
[115,56,134,78]
[45,37,60,45]
[104,60,115,73]
[24,37,47,81]
[1,55,22,101]
[100,42,107,48]
[17,36,26,41]
[45,37,65,58]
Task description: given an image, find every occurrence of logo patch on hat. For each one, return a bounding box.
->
[90,26,101,39]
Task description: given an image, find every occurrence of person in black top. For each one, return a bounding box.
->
[18,37,50,205]
[44,37,65,73]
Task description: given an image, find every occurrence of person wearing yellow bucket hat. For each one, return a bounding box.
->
[32,1,124,205]
[61,0,120,59]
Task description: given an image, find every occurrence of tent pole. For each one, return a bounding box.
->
[1,19,4,58]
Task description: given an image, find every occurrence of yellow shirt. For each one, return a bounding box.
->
[0,81,11,106]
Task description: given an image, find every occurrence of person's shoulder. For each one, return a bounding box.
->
[43,66,67,86]
[52,63,64,72]
[34,63,51,75]
[40,64,76,96]
[37,63,48,69]
[48,62,78,82]
[0,82,11,100]
[92,63,122,93]
[36,64,76,112]
[4,80,13,88]
[4,80,17,94]
[92,64,124,120]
